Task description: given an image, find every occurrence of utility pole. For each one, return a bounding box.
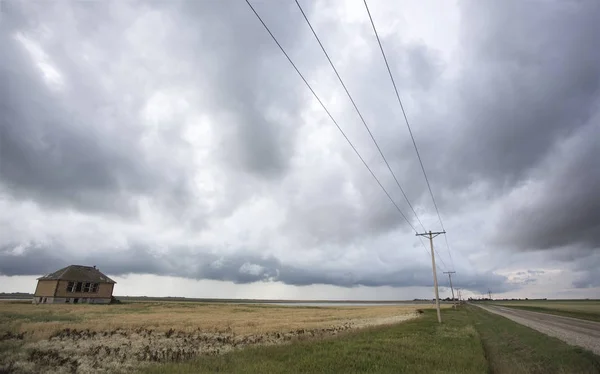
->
[416,230,446,324]
[488,289,492,300]
[455,288,461,304]
[443,271,456,306]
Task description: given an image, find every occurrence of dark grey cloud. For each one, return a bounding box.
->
[358,0,600,218]
[493,122,600,252]
[446,0,600,186]
[0,0,307,217]
[172,0,308,179]
[572,275,600,289]
[571,252,600,289]
[0,242,512,293]
[349,0,600,255]
[0,1,196,219]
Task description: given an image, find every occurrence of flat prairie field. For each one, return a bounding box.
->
[0,301,429,374]
[494,300,600,322]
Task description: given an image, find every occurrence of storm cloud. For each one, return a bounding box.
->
[1,0,598,298]
[0,242,511,294]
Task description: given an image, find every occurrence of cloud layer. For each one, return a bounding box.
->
[1,0,598,297]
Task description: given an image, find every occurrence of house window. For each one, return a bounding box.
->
[67,282,81,293]
[66,282,99,293]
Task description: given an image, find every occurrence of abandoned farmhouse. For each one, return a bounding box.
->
[33,265,116,304]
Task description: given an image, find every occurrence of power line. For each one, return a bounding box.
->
[244,0,416,233]
[246,0,447,278]
[443,233,456,271]
[293,0,447,274]
[363,0,455,271]
[417,237,447,272]
[294,0,425,232]
[434,248,448,270]
[293,0,444,274]
[418,236,446,274]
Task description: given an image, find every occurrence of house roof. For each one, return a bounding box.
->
[37,265,116,284]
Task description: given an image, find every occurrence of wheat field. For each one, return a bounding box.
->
[0,301,433,373]
[0,302,426,338]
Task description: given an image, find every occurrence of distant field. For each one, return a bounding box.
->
[0,301,426,373]
[494,300,600,322]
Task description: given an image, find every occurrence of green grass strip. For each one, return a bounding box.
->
[468,305,600,374]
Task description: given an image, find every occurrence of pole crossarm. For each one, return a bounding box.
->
[416,231,446,239]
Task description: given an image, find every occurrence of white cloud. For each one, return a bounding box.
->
[239,263,265,277]
[13,32,64,90]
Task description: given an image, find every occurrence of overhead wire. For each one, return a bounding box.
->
[244,0,417,234]
[246,0,447,275]
[442,234,456,271]
[293,0,446,274]
[363,0,455,271]
[417,236,446,274]
[245,0,448,278]
[293,0,426,233]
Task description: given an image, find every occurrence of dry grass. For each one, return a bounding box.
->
[0,301,433,373]
[0,302,426,339]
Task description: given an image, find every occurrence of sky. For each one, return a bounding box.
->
[1,0,599,300]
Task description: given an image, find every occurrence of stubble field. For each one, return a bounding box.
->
[0,301,425,373]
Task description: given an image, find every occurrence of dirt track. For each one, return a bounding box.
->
[476,304,600,355]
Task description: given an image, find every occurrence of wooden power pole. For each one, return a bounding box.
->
[416,230,446,323]
[444,271,456,307]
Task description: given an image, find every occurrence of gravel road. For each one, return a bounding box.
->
[476,304,600,355]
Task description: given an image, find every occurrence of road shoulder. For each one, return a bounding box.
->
[467,305,600,374]
[475,303,600,356]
